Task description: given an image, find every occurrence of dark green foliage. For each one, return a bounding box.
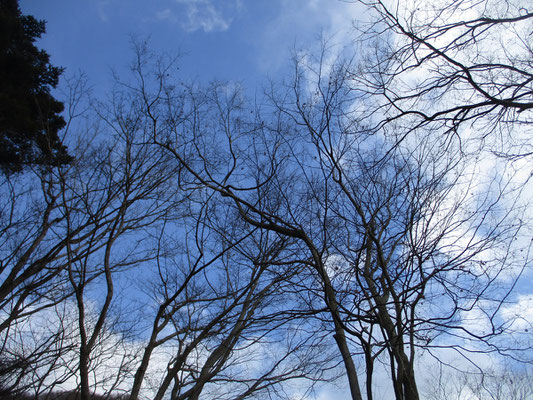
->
[0,0,71,173]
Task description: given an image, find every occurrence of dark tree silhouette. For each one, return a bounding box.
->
[0,0,70,173]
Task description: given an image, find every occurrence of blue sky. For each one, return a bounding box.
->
[19,0,362,94]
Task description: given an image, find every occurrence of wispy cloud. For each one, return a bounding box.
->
[96,0,112,22]
[155,8,175,21]
[172,0,240,33]
[256,0,364,73]
[502,294,533,330]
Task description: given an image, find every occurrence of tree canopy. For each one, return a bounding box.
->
[0,0,70,173]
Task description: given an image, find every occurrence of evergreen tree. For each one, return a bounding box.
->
[0,0,71,173]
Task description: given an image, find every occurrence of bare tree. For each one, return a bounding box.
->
[145,38,532,400]
[350,0,533,158]
[424,363,533,400]
[1,47,339,400]
[112,47,339,399]
[0,77,96,397]
[268,50,531,400]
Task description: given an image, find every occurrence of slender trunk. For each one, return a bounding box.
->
[319,257,363,400]
[398,361,419,400]
[333,329,364,400]
[364,344,374,400]
[75,291,91,400]
[79,344,91,400]
[130,342,157,400]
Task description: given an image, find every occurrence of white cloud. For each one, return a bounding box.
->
[155,8,174,21]
[256,0,365,73]
[174,0,238,32]
[96,0,111,22]
[501,294,533,331]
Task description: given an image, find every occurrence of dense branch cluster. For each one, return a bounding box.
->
[352,0,533,157]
